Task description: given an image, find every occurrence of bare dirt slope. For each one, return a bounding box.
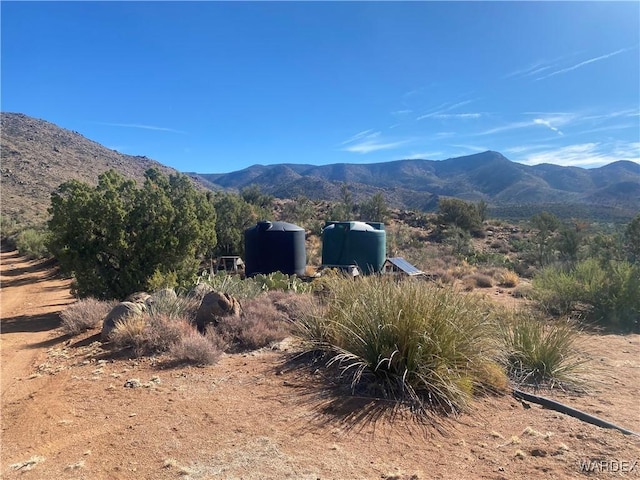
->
[1,248,639,479]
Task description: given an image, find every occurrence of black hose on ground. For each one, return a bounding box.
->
[512,388,640,437]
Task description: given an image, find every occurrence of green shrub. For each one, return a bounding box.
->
[499,313,584,388]
[15,228,50,259]
[146,269,179,292]
[532,266,581,316]
[533,259,640,331]
[297,276,507,417]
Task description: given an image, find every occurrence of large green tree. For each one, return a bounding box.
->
[437,197,482,232]
[359,192,389,223]
[48,168,217,299]
[212,192,254,256]
[624,213,640,263]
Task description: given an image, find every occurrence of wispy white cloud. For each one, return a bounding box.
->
[340,129,377,146]
[576,123,638,135]
[504,61,554,79]
[476,120,533,136]
[533,118,564,136]
[503,144,554,155]
[341,130,410,154]
[477,113,575,136]
[433,112,484,119]
[535,47,633,81]
[391,109,413,116]
[504,52,580,79]
[343,139,410,154]
[581,108,640,122]
[417,100,475,120]
[518,142,640,167]
[99,122,186,134]
[403,151,442,160]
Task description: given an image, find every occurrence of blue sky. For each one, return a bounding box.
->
[2,1,639,173]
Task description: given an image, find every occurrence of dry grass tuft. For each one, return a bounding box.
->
[60,298,117,335]
[109,315,147,351]
[462,273,493,290]
[498,270,520,288]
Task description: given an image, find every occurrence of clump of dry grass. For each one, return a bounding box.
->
[463,273,494,290]
[449,261,475,280]
[498,270,520,288]
[433,269,455,285]
[60,298,117,335]
[108,315,148,352]
[498,312,585,388]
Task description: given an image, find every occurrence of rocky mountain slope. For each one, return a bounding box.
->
[2,112,638,225]
[1,112,196,224]
[193,152,640,218]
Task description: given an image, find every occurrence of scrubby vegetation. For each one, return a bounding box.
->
[498,312,585,388]
[297,276,508,416]
[60,298,117,335]
[533,259,640,331]
[33,174,639,419]
[47,169,218,299]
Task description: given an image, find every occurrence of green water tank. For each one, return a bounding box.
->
[321,221,386,274]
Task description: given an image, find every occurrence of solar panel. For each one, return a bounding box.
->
[387,257,423,275]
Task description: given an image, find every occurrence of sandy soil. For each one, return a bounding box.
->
[1,247,639,479]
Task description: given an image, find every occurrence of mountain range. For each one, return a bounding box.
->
[2,112,639,224]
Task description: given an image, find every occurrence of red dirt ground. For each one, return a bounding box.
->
[1,247,639,479]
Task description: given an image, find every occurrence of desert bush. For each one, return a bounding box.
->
[498,270,520,288]
[15,228,50,259]
[109,315,148,352]
[145,292,200,322]
[438,197,482,233]
[109,312,192,356]
[197,271,263,299]
[533,259,639,331]
[433,269,455,286]
[169,328,224,365]
[499,313,584,388]
[146,269,178,292]
[464,273,494,289]
[511,283,534,299]
[216,292,295,351]
[297,276,507,416]
[60,298,116,335]
[140,314,193,354]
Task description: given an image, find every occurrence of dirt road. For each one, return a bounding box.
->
[1,247,639,479]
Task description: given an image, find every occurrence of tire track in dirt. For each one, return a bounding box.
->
[1,246,74,401]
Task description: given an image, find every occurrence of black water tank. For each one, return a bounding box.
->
[244,221,306,277]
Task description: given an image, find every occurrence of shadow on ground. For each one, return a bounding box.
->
[1,311,61,335]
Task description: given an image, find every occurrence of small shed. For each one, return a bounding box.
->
[215,256,244,273]
[382,257,425,277]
